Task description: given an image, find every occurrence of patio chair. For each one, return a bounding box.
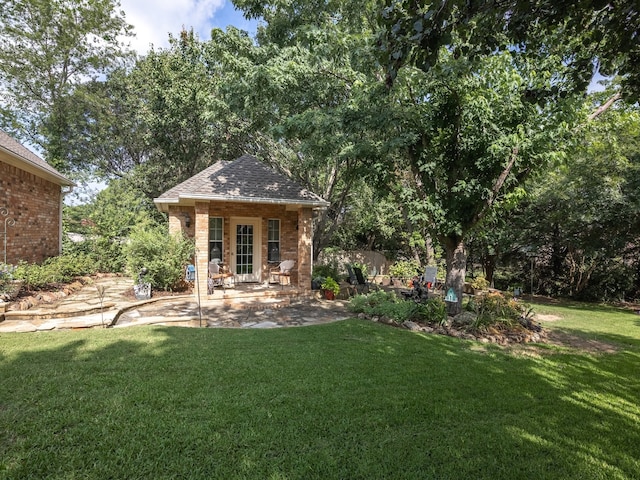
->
[344,264,360,296]
[353,266,375,294]
[208,260,234,294]
[269,260,295,289]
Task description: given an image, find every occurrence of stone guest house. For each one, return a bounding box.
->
[154,155,329,295]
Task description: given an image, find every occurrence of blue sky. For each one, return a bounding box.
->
[119,0,258,54]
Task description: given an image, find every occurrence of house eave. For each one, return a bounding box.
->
[154,194,329,212]
[0,146,75,187]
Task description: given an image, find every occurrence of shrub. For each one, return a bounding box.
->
[466,292,532,332]
[349,290,427,323]
[0,262,16,297]
[123,225,194,291]
[313,264,340,282]
[470,276,489,290]
[412,297,448,325]
[13,253,97,290]
[389,259,420,279]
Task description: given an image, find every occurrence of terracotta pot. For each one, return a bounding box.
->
[324,290,335,300]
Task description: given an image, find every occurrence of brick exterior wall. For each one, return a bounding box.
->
[168,201,313,292]
[0,160,63,264]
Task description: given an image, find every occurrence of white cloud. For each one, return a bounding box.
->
[119,0,226,54]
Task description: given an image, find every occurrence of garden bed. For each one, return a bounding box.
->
[356,311,546,345]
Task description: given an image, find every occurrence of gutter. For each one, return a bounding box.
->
[154,193,330,210]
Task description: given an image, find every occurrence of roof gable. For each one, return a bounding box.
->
[155,154,329,209]
[0,130,73,186]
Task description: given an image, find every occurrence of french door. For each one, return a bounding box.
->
[230,218,262,282]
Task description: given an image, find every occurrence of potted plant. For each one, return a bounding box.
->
[321,277,340,300]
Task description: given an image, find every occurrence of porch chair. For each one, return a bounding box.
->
[269,260,295,289]
[208,260,234,294]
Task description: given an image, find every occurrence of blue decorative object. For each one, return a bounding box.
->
[444,288,458,303]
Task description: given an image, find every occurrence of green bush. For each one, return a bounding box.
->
[0,262,16,296]
[389,259,420,279]
[312,264,340,281]
[350,291,448,325]
[466,292,532,332]
[123,225,194,291]
[13,253,97,290]
[470,276,489,290]
[348,290,415,322]
[412,297,448,325]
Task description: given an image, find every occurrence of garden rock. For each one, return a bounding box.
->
[402,320,421,331]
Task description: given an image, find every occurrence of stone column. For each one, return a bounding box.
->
[297,208,312,292]
[194,202,209,298]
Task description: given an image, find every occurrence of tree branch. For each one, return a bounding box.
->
[588,92,622,121]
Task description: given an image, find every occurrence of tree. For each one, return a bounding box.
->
[378,43,580,313]
[377,0,640,99]
[503,93,640,300]
[0,0,133,168]
[229,1,417,259]
[374,0,640,313]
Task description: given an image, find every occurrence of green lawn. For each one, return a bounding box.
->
[1,307,639,479]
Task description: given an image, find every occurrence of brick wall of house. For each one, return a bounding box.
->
[167,201,313,291]
[0,160,62,264]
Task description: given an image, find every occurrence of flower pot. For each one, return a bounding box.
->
[324,290,335,300]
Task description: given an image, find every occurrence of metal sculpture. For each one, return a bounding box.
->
[1,207,16,265]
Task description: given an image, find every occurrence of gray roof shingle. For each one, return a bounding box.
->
[0,130,73,186]
[155,154,329,208]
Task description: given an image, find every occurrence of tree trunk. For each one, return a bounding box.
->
[443,236,467,316]
[483,254,496,286]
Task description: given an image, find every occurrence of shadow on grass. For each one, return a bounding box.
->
[0,321,638,479]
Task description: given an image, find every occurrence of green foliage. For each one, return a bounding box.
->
[466,292,532,332]
[496,97,640,301]
[411,297,448,325]
[389,259,420,279]
[349,290,447,324]
[320,277,340,296]
[312,264,340,281]
[62,179,163,274]
[12,254,97,290]
[470,276,489,291]
[123,225,194,291]
[0,262,16,297]
[351,262,369,278]
[377,0,640,100]
[0,0,133,160]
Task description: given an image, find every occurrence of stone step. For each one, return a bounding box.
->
[3,303,117,321]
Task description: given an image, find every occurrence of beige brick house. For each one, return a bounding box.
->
[0,131,74,264]
[154,155,329,295]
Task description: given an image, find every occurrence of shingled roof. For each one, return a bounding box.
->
[0,130,73,186]
[154,154,329,210]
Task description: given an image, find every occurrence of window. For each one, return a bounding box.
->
[209,217,223,261]
[268,219,280,262]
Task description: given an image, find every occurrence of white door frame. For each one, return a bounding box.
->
[230,217,262,282]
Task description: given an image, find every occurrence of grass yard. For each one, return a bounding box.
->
[1,305,639,479]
